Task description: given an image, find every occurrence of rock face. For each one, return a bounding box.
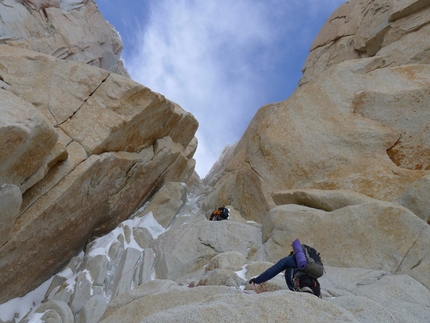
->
[0,43,197,303]
[0,184,22,247]
[263,189,430,289]
[142,182,188,228]
[396,173,430,224]
[20,191,429,323]
[201,0,430,222]
[300,0,430,171]
[0,90,59,192]
[1,0,430,322]
[0,0,128,76]
[100,285,360,323]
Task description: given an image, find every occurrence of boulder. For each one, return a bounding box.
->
[396,174,430,223]
[133,248,157,288]
[197,269,244,288]
[111,248,142,299]
[85,254,109,287]
[142,182,188,228]
[154,221,263,283]
[0,89,58,191]
[75,294,109,323]
[261,195,430,289]
[69,271,93,315]
[33,300,74,323]
[132,227,154,250]
[197,251,248,288]
[58,74,196,156]
[205,251,247,272]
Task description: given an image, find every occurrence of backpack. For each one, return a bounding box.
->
[209,209,221,220]
[292,239,324,279]
[301,244,324,278]
[209,207,230,221]
[219,207,230,220]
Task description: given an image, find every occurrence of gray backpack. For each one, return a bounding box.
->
[302,245,324,278]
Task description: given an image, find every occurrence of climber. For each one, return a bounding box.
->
[209,206,230,221]
[249,240,323,297]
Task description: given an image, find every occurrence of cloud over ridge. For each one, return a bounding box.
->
[115,0,345,177]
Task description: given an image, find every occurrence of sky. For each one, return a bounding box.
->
[96,0,346,178]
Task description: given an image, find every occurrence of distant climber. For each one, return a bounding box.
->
[249,239,323,297]
[209,206,230,221]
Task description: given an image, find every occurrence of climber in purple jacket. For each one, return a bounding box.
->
[249,253,321,297]
[249,254,297,290]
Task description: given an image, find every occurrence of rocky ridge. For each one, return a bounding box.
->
[200,0,430,222]
[0,0,128,76]
[0,0,430,322]
[0,0,198,305]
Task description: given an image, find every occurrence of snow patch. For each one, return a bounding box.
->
[235,265,248,291]
[0,277,53,322]
[87,228,120,260]
[136,212,166,239]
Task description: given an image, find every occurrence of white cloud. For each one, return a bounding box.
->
[122,0,346,177]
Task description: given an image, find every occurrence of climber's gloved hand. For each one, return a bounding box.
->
[249,278,256,284]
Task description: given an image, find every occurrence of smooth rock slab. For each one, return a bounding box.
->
[69,271,93,315]
[100,283,359,323]
[111,248,143,299]
[75,294,109,323]
[143,182,188,228]
[396,174,430,223]
[321,266,430,323]
[0,184,22,247]
[0,89,58,189]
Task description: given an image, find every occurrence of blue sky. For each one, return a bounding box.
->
[96,0,346,178]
